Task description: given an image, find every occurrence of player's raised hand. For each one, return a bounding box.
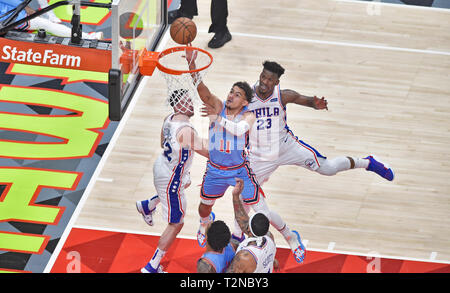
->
[185,46,198,65]
[313,96,328,110]
[201,103,218,121]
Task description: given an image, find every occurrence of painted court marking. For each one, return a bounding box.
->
[333,0,450,13]
[215,31,450,56]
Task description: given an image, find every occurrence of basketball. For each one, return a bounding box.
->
[170,17,197,45]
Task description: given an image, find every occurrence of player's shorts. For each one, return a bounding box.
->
[200,161,264,206]
[248,130,326,185]
[153,156,188,224]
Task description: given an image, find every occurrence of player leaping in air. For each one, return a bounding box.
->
[247,60,394,187]
[185,50,306,264]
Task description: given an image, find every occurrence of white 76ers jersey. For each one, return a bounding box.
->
[156,114,194,182]
[236,235,277,273]
[247,83,288,161]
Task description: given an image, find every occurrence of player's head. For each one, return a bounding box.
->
[206,220,231,252]
[169,89,194,117]
[226,81,253,111]
[249,212,270,237]
[263,61,285,78]
[258,61,285,96]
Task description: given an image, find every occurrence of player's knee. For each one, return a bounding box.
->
[315,161,338,176]
[198,201,214,217]
[250,200,271,219]
[316,167,337,176]
[169,221,184,233]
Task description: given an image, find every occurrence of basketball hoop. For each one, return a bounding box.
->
[138,46,213,112]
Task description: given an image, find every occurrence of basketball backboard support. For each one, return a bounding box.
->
[109,0,168,121]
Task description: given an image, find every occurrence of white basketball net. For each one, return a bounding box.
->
[157,47,212,113]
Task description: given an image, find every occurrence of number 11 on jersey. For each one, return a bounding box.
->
[219,139,231,154]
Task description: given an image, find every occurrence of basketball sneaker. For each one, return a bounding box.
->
[136,196,158,226]
[197,212,215,247]
[141,263,166,273]
[287,230,306,263]
[364,155,394,181]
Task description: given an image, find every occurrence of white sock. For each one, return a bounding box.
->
[317,156,368,176]
[149,248,165,269]
[148,195,160,211]
[353,157,370,169]
[278,223,292,240]
[200,215,212,225]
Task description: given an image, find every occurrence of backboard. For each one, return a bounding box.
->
[109,0,168,121]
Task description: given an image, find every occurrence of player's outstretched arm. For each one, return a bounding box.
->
[177,126,209,159]
[196,82,223,115]
[185,49,222,114]
[281,89,328,110]
[231,178,251,236]
[201,105,255,137]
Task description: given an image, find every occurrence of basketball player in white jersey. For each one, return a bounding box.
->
[227,178,278,273]
[136,89,208,273]
[247,60,395,185]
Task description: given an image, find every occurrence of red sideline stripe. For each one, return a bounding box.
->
[50,227,450,273]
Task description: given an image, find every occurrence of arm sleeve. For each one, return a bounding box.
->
[218,117,250,136]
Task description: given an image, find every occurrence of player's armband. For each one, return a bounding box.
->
[218,117,250,136]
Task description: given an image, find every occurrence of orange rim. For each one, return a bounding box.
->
[155,46,213,75]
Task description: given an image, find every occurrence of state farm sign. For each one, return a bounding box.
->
[0,37,111,72]
[2,46,82,67]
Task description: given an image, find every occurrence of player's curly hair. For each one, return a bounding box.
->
[206,220,231,252]
[263,60,285,78]
[233,81,253,103]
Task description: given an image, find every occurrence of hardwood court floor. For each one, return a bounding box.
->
[73,0,450,265]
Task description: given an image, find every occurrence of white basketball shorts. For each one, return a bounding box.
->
[153,156,188,224]
[248,131,326,185]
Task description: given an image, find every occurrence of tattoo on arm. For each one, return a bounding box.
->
[232,193,250,236]
[226,252,242,273]
[197,258,216,273]
[227,250,254,273]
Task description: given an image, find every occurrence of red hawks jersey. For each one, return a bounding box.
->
[247,83,288,160]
